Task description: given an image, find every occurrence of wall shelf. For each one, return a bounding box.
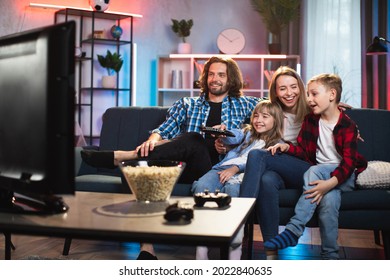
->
[157,54,300,106]
[55,8,140,144]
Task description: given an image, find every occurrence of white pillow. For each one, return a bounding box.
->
[356,161,390,189]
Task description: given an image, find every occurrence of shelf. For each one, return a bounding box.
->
[81,38,132,45]
[55,8,140,144]
[169,54,300,62]
[55,8,142,20]
[80,87,131,91]
[157,54,300,106]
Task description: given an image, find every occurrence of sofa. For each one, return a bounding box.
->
[75,106,390,259]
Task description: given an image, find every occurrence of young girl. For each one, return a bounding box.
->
[191,100,285,260]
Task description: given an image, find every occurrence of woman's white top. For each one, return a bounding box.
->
[283,112,302,145]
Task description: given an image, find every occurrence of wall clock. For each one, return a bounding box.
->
[217,28,246,54]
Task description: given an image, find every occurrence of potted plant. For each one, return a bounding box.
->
[171,18,194,54]
[251,0,300,54]
[97,50,123,88]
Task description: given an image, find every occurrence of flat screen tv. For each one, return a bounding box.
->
[0,21,76,214]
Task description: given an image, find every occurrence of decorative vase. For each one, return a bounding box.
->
[89,0,110,12]
[178,42,192,54]
[268,33,282,54]
[102,75,117,88]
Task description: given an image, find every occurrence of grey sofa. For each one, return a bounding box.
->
[75,106,390,259]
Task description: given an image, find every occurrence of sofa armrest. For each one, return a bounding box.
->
[74,146,99,176]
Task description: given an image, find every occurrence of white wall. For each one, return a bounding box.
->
[0,0,268,107]
[0,0,270,136]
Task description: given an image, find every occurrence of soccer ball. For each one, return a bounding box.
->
[89,0,110,12]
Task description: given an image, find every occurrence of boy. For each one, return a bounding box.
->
[264,73,367,259]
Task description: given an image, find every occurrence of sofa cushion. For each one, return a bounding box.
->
[356,161,390,189]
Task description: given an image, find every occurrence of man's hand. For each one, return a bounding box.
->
[215,138,229,154]
[218,166,239,184]
[213,124,231,154]
[136,133,163,157]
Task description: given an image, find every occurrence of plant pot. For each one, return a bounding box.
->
[268,33,282,54]
[178,42,192,54]
[102,75,117,88]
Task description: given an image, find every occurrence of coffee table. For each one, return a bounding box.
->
[0,191,255,260]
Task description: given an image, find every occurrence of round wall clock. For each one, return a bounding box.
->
[217,28,246,54]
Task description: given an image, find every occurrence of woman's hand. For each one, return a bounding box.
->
[267,143,290,155]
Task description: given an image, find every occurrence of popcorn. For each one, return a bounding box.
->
[122,165,182,201]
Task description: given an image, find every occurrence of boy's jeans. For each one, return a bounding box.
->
[286,164,356,259]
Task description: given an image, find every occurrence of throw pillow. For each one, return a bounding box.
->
[356,161,390,189]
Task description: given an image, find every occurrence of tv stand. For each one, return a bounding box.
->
[0,190,69,214]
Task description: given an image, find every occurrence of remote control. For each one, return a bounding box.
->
[201,126,235,137]
[193,189,232,208]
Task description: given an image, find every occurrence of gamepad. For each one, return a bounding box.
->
[201,126,235,137]
[193,189,232,208]
[164,201,194,222]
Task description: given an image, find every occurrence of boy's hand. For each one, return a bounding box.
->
[218,166,239,184]
[304,177,338,204]
[267,143,290,155]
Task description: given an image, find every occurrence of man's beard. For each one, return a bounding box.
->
[208,82,229,96]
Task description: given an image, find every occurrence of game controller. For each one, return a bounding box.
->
[193,189,232,208]
[164,201,194,222]
[201,126,235,137]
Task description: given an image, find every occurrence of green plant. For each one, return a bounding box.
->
[251,0,300,38]
[97,50,123,76]
[171,19,193,43]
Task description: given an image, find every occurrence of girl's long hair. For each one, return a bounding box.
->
[240,100,284,151]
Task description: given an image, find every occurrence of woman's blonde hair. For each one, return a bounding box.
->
[241,100,284,150]
[269,66,310,123]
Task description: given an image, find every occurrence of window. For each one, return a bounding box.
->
[303,0,361,107]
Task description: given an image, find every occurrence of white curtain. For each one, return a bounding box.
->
[303,0,361,107]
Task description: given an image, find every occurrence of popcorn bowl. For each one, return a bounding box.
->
[119,160,185,202]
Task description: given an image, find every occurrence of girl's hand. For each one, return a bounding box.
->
[267,143,290,155]
[218,166,239,184]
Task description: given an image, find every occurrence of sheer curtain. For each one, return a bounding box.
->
[302,0,361,107]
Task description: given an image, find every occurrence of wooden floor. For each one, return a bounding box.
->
[0,226,385,260]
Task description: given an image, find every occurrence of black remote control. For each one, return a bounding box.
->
[201,126,235,137]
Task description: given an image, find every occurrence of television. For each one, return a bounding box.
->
[0,21,76,214]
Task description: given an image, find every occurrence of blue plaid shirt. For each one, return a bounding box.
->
[152,94,261,139]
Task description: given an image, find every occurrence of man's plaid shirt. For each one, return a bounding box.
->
[152,94,261,140]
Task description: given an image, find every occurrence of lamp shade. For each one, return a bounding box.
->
[367,36,389,55]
